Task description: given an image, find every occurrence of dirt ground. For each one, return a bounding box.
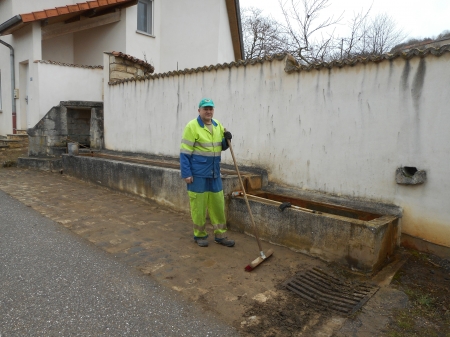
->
[0,147,28,167]
[386,252,450,336]
[0,165,449,336]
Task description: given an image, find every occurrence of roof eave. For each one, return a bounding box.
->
[226,0,244,61]
[0,15,23,36]
[235,0,244,60]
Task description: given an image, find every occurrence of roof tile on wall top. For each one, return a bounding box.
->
[35,60,103,69]
[291,44,450,72]
[109,51,155,73]
[108,45,450,85]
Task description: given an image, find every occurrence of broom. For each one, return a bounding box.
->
[225,135,273,271]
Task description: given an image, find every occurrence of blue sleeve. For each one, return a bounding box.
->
[180,153,192,178]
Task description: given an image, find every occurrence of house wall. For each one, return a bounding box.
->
[74,20,126,66]
[103,52,450,249]
[217,0,236,63]
[0,0,239,134]
[0,1,13,25]
[0,35,13,135]
[158,0,235,72]
[42,34,74,63]
[124,6,160,71]
[11,22,42,130]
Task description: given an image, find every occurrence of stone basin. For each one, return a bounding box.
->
[227,191,399,274]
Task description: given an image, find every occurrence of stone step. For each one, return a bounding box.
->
[17,157,62,171]
[16,129,28,135]
[7,134,29,141]
[0,144,9,150]
[0,139,27,148]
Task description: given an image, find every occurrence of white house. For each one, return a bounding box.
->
[0,0,243,136]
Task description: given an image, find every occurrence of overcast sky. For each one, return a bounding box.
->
[239,0,450,41]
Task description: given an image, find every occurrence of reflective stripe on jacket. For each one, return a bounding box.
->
[180,116,229,179]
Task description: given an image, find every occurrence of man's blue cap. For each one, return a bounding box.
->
[199,98,215,108]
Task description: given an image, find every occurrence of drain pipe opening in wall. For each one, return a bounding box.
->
[0,39,17,134]
[395,166,427,185]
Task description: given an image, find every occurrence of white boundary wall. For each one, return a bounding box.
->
[29,62,103,127]
[103,52,450,248]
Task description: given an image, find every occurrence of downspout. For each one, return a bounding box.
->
[0,39,16,134]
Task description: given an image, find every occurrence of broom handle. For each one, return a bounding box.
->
[226,137,264,254]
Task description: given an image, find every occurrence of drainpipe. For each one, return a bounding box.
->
[0,39,17,134]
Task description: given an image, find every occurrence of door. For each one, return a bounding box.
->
[19,61,28,130]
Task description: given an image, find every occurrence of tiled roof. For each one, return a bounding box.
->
[21,0,135,23]
[108,45,450,85]
[35,60,103,69]
[109,51,155,73]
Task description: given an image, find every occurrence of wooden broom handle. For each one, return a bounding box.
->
[225,133,264,253]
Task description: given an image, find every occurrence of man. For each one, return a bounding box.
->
[180,98,235,247]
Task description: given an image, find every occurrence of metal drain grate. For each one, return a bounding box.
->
[283,267,379,316]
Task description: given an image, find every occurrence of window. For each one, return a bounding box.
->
[137,0,153,35]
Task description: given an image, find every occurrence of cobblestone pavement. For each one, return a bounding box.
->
[0,189,238,336]
[0,167,407,336]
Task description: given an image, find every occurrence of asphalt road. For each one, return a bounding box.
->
[0,190,238,336]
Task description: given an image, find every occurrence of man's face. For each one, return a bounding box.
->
[198,106,214,123]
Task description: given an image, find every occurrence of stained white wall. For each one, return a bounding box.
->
[104,53,450,248]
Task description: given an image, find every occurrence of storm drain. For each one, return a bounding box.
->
[283,267,379,316]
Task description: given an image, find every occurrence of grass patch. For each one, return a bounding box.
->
[386,249,448,337]
[416,294,434,307]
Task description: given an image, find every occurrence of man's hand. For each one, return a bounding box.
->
[224,131,232,140]
[185,177,193,184]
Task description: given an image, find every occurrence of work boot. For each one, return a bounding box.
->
[214,237,235,247]
[194,236,209,247]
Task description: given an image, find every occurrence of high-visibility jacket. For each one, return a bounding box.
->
[180,116,229,179]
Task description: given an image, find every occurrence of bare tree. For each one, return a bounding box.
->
[359,14,406,55]
[437,30,450,40]
[330,10,405,59]
[278,0,343,64]
[241,7,289,59]
[335,7,372,59]
[240,1,407,63]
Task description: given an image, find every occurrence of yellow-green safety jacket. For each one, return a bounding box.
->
[180,116,229,179]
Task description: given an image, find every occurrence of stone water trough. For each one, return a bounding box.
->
[227,190,400,274]
[61,152,401,274]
